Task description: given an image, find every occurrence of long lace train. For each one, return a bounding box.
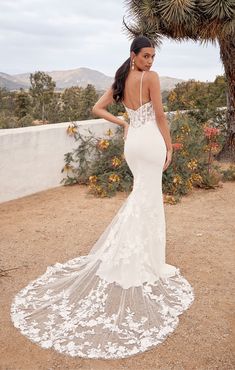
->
[10,70,195,359]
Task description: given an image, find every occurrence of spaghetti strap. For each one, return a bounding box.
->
[140,70,145,106]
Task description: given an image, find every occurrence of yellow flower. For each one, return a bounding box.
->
[122,112,129,121]
[180,124,190,134]
[164,194,177,204]
[181,150,189,157]
[173,175,183,185]
[185,179,193,190]
[190,173,203,183]
[66,124,78,136]
[89,175,98,184]
[105,129,113,136]
[203,145,210,152]
[62,164,74,172]
[111,156,122,168]
[187,159,198,170]
[109,174,120,183]
[97,139,110,150]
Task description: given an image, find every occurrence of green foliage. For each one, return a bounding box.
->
[29,71,56,121]
[162,112,226,199]
[60,87,83,122]
[0,81,123,128]
[46,93,63,123]
[62,111,233,202]
[14,88,32,119]
[76,84,99,120]
[167,76,227,111]
[0,111,18,128]
[220,165,235,181]
[123,0,235,43]
[61,124,133,197]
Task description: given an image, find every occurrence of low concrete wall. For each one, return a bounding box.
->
[0,118,119,204]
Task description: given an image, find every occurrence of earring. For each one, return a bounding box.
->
[131,59,135,70]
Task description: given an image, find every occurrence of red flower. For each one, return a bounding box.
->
[203,127,220,139]
[172,143,183,150]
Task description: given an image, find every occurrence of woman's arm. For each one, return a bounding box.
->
[148,71,173,152]
[92,87,127,128]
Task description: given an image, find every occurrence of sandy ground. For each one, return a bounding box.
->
[0,174,234,370]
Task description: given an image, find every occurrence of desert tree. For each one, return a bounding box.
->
[123,0,235,159]
[29,71,56,121]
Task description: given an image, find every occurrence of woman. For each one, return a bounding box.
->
[11,36,195,360]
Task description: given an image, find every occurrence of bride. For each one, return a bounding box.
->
[11,35,195,359]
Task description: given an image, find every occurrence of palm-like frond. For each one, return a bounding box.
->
[157,0,198,24]
[199,0,235,20]
[123,0,235,41]
[122,14,163,47]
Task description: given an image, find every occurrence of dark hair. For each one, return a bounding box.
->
[111,35,155,103]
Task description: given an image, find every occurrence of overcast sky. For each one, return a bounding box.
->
[0,0,224,81]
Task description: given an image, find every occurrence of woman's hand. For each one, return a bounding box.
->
[163,149,173,172]
[123,123,129,141]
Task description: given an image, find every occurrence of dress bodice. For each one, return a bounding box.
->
[123,70,156,128]
[123,100,156,128]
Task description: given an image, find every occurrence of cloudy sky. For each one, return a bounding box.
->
[0,0,224,81]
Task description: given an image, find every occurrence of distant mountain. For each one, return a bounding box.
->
[0,72,28,90]
[0,67,184,92]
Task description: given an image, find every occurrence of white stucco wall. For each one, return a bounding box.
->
[0,118,119,204]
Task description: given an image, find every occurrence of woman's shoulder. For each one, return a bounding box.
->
[144,70,160,90]
[144,70,160,81]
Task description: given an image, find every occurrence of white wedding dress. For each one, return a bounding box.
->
[11,71,195,359]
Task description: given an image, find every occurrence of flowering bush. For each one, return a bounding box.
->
[61,123,133,197]
[162,112,226,202]
[61,111,233,203]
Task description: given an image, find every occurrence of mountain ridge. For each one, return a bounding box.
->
[0,67,184,92]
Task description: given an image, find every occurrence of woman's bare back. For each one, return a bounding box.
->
[123,70,151,111]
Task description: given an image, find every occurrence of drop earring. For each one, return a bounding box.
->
[131,59,135,70]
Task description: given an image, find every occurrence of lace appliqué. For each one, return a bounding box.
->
[11,256,194,359]
[125,101,156,128]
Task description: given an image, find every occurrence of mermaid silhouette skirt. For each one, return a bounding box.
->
[11,101,195,359]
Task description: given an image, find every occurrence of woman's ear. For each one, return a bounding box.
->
[130,51,136,61]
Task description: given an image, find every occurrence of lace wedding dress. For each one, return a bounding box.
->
[11,70,195,359]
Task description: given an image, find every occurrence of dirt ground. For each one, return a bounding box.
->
[0,169,234,370]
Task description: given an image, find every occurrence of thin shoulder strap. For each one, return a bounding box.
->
[140,70,145,106]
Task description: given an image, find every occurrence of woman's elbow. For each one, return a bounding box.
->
[92,104,99,116]
[92,105,97,114]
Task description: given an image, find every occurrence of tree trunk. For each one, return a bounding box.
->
[216,36,235,161]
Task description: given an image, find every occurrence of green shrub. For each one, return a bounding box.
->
[61,111,233,203]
